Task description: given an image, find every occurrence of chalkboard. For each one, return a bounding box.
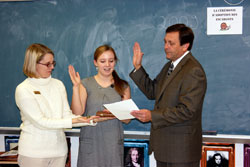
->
[0,0,250,135]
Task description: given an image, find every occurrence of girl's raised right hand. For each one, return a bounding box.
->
[68,65,81,87]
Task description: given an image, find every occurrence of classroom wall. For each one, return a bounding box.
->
[0,0,250,134]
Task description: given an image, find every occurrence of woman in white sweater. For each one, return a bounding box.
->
[15,43,96,167]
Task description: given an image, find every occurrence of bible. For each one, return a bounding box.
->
[96,111,115,117]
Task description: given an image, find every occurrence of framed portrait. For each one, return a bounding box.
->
[201,145,234,167]
[124,139,149,167]
[4,136,19,151]
[3,136,71,167]
[244,144,250,167]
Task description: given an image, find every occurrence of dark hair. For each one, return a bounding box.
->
[125,147,143,167]
[166,24,194,50]
[212,153,222,162]
[207,152,229,166]
[94,45,128,97]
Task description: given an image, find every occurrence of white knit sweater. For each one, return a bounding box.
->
[15,76,90,158]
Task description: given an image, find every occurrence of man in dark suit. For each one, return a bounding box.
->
[130,24,207,167]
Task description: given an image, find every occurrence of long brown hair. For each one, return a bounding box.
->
[94,45,128,97]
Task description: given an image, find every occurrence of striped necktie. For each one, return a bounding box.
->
[167,63,174,76]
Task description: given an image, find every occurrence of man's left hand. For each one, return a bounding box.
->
[130,109,152,122]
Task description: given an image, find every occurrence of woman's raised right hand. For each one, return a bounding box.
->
[68,65,81,87]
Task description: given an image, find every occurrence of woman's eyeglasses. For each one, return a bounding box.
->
[37,61,56,68]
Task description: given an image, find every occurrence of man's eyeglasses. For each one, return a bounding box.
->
[37,61,56,68]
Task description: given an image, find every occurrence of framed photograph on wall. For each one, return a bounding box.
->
[4,136,19,151]
[124,139,149,167]
[201,145,234,167]
[244,144,250,167]
[3,136,71,167]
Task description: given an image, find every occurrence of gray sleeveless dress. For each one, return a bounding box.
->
[77,77,124,167]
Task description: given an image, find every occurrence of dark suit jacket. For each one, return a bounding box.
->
[129,52,207,163]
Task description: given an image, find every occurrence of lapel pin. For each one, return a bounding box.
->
[34,91,41,94]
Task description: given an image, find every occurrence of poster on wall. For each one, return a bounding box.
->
[207,6,243,35]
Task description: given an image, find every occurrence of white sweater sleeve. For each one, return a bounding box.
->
[15,84,72,130]
[58,80,77,119]
[58,81,96,127]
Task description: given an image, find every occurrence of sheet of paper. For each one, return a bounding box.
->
[103,99,138,120]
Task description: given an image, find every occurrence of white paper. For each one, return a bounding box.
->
[207,6,243,35]
[103,99,138,120]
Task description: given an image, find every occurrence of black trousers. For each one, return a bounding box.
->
[156,160,200,167]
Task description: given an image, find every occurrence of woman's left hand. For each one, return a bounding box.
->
[73,116,99,124]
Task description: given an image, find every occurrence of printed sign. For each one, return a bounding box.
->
[207,7,243,35]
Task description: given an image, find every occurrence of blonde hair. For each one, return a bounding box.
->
[23,43,54,78]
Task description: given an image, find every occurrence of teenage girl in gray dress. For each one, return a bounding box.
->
[68,45,131,167]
